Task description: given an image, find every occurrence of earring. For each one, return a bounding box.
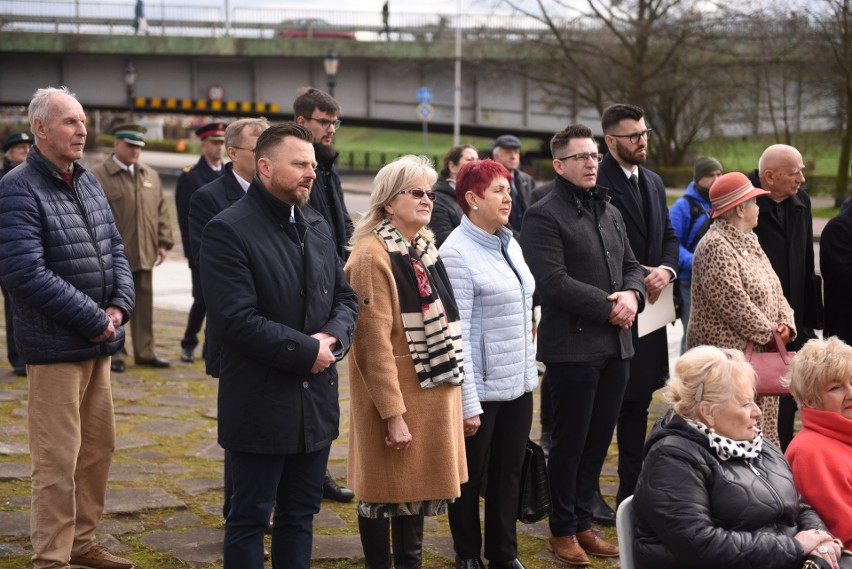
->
[472,205,479,211]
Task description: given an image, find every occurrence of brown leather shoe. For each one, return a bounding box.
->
[548,534,590,566]
[576,528,619,557]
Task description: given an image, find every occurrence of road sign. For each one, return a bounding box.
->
[207,84,225,101]
[416,86,433,104]
[416,103,434,122]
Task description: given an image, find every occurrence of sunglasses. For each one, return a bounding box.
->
[398,188,436,201]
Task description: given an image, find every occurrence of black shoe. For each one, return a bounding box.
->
[456,556,485,569]
[135,357,170,368]
[539,430,552,458]
[323,469,355,502]
[489,560,525,569]
[13,365,26,377]
[180,347,195,363]
[111,360,126,373]
[591,489,616,526]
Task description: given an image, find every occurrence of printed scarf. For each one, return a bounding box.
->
[685,417,764,461]
[374,219,464,389]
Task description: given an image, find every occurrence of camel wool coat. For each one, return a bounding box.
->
[344,232,468,504]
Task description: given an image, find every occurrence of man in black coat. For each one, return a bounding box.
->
[175,121,227,363]
[521,124,645,566]
[293,88,354,260]
[820,206,852,344]
[200,123,358,569]
[596,104,679,509]
[748,144,823,449]
[492,134,537,233]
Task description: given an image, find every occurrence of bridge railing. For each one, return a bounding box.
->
[0,0,574,39]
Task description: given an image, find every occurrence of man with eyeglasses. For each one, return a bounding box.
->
[748,144,822,450]
[597,103,679,517]
[520,124,645,566]
[175,121,228,364]
[294,87,354,261]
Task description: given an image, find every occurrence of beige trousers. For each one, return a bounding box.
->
[28,357,115,569]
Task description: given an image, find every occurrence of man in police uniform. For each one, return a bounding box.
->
[175,122,226,363]
[91,123,174,371]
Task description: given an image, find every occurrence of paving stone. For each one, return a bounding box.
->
[124,450,172,462]
[0,389,26,401]
[115,434,156,451]
[115,405,184,418]
[0,511,30,537]
[0,541,29,556]
[177,478,223,496]
[601,481,619,499]
[97,519,145,536]
[328,444,348,461]
[201,426,217,439]
[424,516,440,532]
[423,534,455,561]
[517,519,550,540]
[200,504,222,517]
[0,441,29,456]
[151,394,214,408]
[601,463,618,477]
[0,424,27,436]
[133,419,205,436]
[157,369,209,381]
[187,441,224,461]
[312,534,363,561]
[111,387,148,401]
[0,462,30,481]
[96,533,130,553]
[140,527,223,568]
[109,463,187,477]
[314,507,346,529]
[163,511,202,528]
[202,408,217,420]
[327,463,347,481]
[6,495,30,507]
[104,488,185,514]
[11,407,27,418]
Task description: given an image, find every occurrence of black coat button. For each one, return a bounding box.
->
[287,341,296,351]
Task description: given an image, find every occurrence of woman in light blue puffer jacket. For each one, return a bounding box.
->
[440,159,537,569]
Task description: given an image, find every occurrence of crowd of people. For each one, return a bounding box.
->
[0,85,850,569]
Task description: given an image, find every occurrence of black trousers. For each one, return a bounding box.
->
[181,266,206,351]
[448,391,533,564]
[224,446,330,569]
[615,396,652,504]
[539,371,552,432]
[547,359,628,536]
[2,284,23,369]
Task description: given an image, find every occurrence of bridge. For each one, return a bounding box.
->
[0,0,598,138]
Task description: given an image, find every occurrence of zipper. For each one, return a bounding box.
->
[747,459,784,512]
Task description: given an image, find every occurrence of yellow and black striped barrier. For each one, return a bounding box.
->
[132,97,280,114]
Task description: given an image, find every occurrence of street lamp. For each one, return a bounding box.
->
[124,59,137,119]
[323,49,339,97]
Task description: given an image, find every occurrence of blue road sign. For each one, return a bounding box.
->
[417,86,433,104]
[416,103,435,122]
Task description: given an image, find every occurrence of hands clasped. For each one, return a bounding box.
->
[607,290,639,330]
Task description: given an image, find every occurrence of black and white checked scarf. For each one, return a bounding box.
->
[374,219,464,389]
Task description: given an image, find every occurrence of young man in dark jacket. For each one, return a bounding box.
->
[200,123,358,569]
[0,87,135,569]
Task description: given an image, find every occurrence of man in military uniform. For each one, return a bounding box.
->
[175,122,226,363]
[1,131,33,377]
[91,123,174,371]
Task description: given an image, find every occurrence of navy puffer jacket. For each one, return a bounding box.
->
[0,148,135,364]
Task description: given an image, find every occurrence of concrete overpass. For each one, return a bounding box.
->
[0,6,593,138]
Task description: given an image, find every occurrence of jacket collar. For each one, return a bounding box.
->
[247,177,324,227]
[458,214,512,250]
[28,146,85,185]
[801,407,852,445]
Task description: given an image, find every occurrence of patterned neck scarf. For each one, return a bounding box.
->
[684,417,764,461]
[373,219,464,389]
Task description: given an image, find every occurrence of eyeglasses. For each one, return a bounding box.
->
[608,129,652,144]
[556,152,603,163]
[230,145,255,152]
[398,188,436,201]
[307,117,342,130]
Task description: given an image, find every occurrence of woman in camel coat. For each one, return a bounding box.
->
[345,155,467,569]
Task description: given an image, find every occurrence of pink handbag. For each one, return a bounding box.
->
[744,329,794,396]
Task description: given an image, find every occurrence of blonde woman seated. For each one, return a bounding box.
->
[784,337,852,550]
[633,346,841,569]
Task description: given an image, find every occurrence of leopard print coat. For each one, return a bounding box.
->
[686,218,796,445]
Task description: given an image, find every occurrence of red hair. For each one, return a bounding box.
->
[455,159,511,214]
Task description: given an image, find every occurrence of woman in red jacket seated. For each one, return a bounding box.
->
[784,337,852,550]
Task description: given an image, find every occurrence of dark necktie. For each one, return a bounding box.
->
[629,173,644,210]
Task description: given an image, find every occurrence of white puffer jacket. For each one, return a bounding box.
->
[440,215,538,419]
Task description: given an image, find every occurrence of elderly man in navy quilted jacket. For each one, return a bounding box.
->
[0,87,135,569]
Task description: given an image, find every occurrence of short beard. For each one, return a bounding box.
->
[314,142,337,164]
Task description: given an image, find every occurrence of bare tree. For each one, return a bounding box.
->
[809,0,852,205]
[496,0,741,166]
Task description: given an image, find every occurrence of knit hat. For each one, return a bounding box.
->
[709,172,769,218]
[694,156,722,182]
